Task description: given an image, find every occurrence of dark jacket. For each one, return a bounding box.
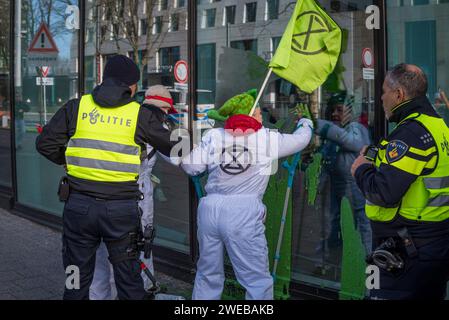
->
[354,96,449,241]
[36,78,178,199]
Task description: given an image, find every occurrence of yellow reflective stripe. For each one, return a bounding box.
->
[408,146,437,157]
[66,157,139,173]
[381,155,426,175]
[67,165,138,182]
[66,147,141,165]
[68,138,139,156]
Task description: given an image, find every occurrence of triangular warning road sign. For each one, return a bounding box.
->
[28,23,59,53]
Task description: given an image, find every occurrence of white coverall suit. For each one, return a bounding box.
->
[181,119,313,300]
[89,145,157,300]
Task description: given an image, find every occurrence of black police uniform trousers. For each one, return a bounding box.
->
[62,192,146,300]
[370,236,449,300]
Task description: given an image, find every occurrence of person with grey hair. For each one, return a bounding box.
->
[351,63,449,300]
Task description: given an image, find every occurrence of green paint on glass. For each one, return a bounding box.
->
[305,153,322,205]
[222,119,297,300]
[339,196,367,300]
[222,253,245,299]
[222,279,246,300]
[263,157,296,300]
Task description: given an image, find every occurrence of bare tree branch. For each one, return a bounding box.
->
[96,0,173,83]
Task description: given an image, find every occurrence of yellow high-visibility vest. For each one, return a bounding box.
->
[366,113,449,222]
[65,94,141,182]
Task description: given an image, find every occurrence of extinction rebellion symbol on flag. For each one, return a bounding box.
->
[269,0,342,93]
[292,11,332,56]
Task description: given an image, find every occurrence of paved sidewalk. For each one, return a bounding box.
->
[0,208,192,300]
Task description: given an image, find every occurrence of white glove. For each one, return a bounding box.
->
[297,118,314,130]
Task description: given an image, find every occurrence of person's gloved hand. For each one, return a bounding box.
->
[294,103,317,129]
[293,103,312,120]
[297,118,314,130]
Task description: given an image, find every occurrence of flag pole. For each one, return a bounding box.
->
[249,68,273,116]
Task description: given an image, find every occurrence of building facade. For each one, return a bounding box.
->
[1,0,449,299]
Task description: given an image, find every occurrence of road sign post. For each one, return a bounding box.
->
[29,22,58,125]
[36,66,53,124]
[42,66,49,124]
[43,80,47,124]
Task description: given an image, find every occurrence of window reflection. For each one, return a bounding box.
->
[0,0,11,188]
[84,0,190,253]
[15,0,78,212]
[387,0,449,127]
[197,0,375,293]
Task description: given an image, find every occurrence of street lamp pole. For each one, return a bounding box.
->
[15,0,22,88]
[95,4,102,85]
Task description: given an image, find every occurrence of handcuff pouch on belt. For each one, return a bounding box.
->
[58,176,70,202]
[107,225,156,265]
[366,227,418,272]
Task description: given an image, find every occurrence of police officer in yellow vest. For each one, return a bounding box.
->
[36,55,176,300]
[351,64,449,300]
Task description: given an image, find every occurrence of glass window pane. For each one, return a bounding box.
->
[292,5,375,295]
[206,9,216,28]
[267,0,279,20]
[197,0,376,296]
[230,39,258,54]
[15,0,79,213]
[197,43,216,105]
[160,0,168,11]
[171,14,179,32]
[387,0,449,126]
[85,0,190,254]
[414,0,429,5]
[0,0,11,188]
[225,6,236,25]
[246,2,257,23]
[154,16,163,34]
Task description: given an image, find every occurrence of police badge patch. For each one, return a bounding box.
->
[386,140,409,163]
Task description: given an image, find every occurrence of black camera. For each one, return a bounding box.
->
[363,145,379,162]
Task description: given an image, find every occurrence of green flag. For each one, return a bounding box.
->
[269,0,342,93]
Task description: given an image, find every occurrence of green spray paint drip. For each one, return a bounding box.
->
[339,197,367,300]
[222,130,298,300]
[305,153,322,205]
[222,253,245,300]
[222,279,246,300]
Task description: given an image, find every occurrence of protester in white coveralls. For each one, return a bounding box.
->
[89,85,177,299]
[181,90,313,300]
